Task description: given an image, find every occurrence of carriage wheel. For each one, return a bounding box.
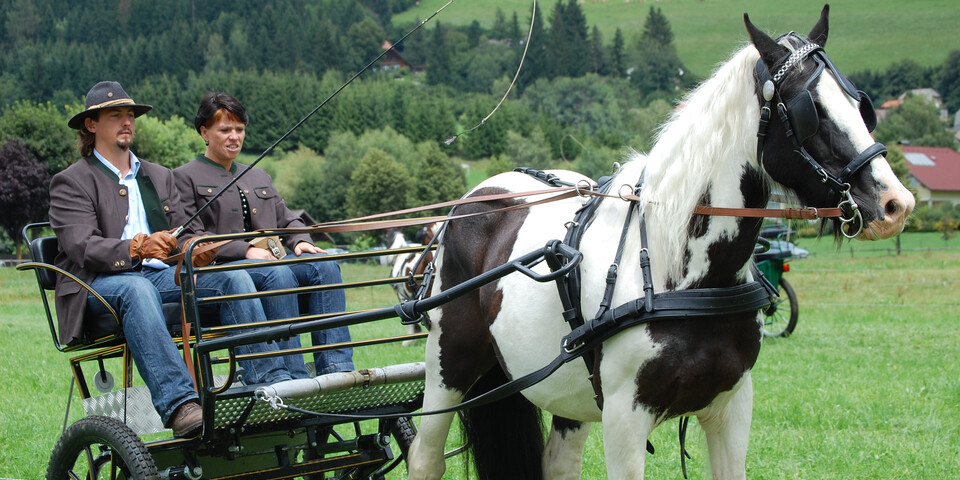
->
[762,277,798,337]
[389,416,418,459]
[47,415,158,480]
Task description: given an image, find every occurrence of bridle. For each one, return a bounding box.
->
[754,33,884,238]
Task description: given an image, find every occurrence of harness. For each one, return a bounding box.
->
[754,33,885,238]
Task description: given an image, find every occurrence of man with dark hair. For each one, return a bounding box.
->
[51,81,294,437]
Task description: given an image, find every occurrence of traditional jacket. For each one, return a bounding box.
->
[48,157,187,345]
[173,155,312,262]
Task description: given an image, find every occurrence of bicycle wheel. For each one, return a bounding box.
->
[762,277,798,337]
[47,415,158,479]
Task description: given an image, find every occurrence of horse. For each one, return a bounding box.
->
[389,223,441,345]
[405,6,914,480]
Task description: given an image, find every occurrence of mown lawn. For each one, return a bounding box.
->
[1,234,957,478]
[393,0,960,79]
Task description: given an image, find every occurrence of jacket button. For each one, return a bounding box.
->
[114,261,120,267]
[252,208,258,215]
[262,190,267,195]
[207,188,213,193]
[119,189,127,196]
[120,260,125,266]
[124,215,128,221]
[163,205,170,212]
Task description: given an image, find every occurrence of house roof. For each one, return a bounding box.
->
[901,145,960,192]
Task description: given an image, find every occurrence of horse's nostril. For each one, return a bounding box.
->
[885,199,901,217]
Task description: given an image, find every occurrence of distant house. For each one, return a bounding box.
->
[379,40,410,71]
[898,88,949,120]
[901,145,960,206]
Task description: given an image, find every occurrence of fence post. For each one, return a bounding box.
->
[896,235,901,255]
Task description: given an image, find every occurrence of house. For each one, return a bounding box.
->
[898,88,949,120]
[900,145,960,206]
[379,40,410,71]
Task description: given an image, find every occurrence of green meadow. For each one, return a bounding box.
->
[393,0,960,79]
[1,232,958,478]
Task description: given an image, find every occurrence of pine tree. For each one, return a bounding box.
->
[611,28,626,78]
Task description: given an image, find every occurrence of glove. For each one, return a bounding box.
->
[130,231,178,260]
[187,237,219,267]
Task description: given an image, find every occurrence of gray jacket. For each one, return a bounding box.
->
[173,155,311,262]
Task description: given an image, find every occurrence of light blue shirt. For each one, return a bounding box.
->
[93,149,169,270]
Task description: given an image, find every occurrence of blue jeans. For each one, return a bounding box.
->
[231,254,353,375]
[87,267,292,426]
[235,260,310,379]
[290,253,353,375]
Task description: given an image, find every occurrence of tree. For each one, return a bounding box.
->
[0,137,50,259]
[0,100,75,174]
[590,26,605,75]
[937,50,960,112]
[504,127,553,170]
[409,141,466,211]
[426,22,453,86]
[611,28,626,78]
[131,115,206,169]
[346,148,411,218]
[631,7,687,96]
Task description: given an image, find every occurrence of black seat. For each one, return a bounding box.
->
[18,222,215,352]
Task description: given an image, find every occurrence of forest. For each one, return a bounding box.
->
[1,0,959,254]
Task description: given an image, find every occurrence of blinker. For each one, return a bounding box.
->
[858,90,877,132]
[785,90,819,144]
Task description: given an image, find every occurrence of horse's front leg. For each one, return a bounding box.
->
[543,416,592,480]
[405,335,463,480]
[601,388,658,478]
[697,372,753,480]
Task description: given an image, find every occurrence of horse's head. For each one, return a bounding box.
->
[746,5,914,240]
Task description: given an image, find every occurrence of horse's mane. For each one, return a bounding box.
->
[625,44,763,282]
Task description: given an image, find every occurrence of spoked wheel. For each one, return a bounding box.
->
[762,277,799,337]
[47,415,158,479]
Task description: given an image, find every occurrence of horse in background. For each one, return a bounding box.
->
[406,6,913,480]
[387,224,440,345]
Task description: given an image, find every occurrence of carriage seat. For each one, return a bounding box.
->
[18,223,216,352]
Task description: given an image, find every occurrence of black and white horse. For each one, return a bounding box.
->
[406,6,913,479]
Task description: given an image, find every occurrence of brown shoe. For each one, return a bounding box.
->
[170,401,203,438]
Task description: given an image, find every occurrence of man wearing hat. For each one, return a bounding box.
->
[50,81,296,437]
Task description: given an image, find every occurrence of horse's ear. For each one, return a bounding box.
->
[744,13,786,68]
[807,4,830,47]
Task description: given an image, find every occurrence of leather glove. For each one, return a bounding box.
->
[187,237,219,267]
[130,231,178,260]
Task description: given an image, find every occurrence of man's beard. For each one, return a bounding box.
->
[116,138,131,151]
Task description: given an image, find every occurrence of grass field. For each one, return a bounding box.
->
[1,234,958,478]
[393,0,960,80]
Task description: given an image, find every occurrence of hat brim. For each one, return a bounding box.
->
[68,104,152,130]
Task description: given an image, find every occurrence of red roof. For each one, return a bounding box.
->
[901,146,960,192]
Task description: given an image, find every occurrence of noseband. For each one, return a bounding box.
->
[755,33,884,238]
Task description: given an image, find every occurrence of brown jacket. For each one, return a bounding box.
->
[173,156,311,262]
[48,157,187,345]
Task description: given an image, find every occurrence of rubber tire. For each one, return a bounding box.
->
[47,415,158,480]
[389,416,418,459]
[762,277,799,337]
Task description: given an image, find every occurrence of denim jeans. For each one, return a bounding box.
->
[289,253,353,375]
[230,253,353,375]
[87,267,292,425]
[233,260,310,379]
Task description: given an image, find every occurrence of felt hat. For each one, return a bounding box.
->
[68,81,152,130]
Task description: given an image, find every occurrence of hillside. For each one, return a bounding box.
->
[393,0,960,78]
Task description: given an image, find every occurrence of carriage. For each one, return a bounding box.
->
[18,5,913,479]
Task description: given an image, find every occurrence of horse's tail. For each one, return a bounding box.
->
[460,365,544,480]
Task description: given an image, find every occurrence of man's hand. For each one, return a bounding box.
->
[130,231,178,260]
[294,241,326,256]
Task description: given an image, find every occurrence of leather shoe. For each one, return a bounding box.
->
[170,401,203,438]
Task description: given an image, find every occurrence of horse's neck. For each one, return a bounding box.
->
[628,46,769,287]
